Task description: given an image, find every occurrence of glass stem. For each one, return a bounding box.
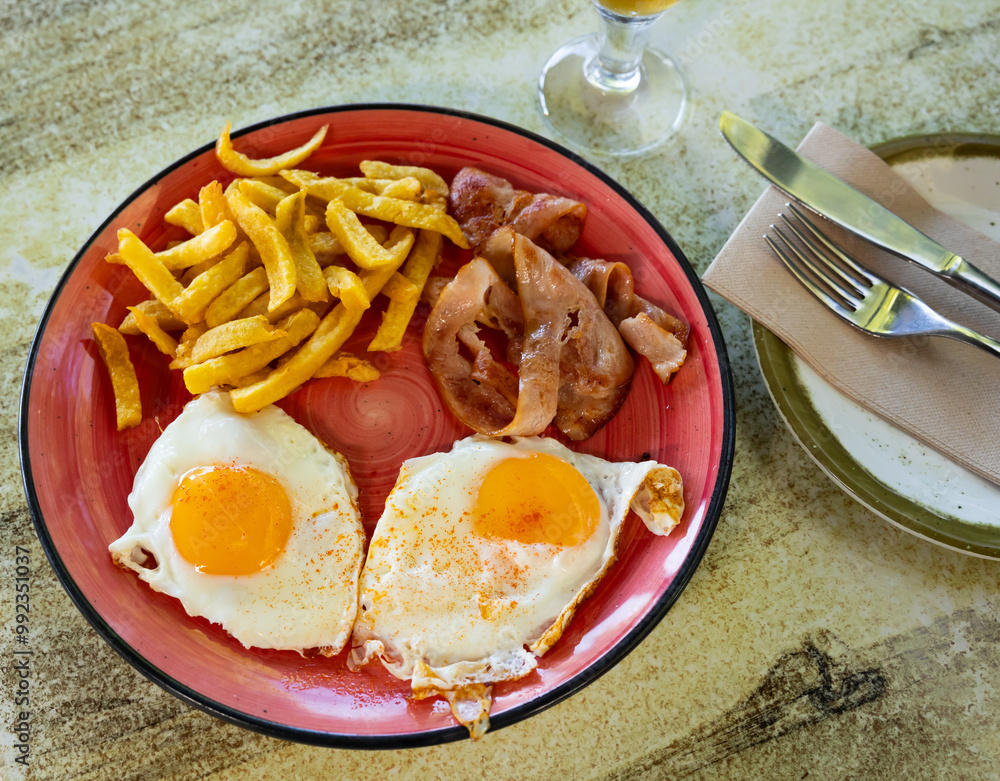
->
[585,8,659,94]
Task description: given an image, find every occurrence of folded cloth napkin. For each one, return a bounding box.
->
[703,122,1000,486]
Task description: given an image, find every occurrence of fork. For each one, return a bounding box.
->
[765,203,1000,359]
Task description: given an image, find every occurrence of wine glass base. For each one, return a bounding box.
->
[538,33,687,156]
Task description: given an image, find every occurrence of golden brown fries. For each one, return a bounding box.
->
[358,160,450,196]
[282,169,469,249]
[96,122,471,424]
[154,220,236,271]
[92,323,142,430]
[190,316,286,364]
[229,226,414,413]
[368,229,443,352]
[275,191,328,302]
[164,199,204,235]
[216,121,329,177]
[118,299,185,335]
[204,266,270,328]
[315,352,380,382]
[225,184,297,310]
[126,306,179,358]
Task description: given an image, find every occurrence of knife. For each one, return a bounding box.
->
[719,110,1000,314]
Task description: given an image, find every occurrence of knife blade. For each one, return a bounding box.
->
[719,110,1000,313]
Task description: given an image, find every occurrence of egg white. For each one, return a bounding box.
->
[109,391,365,654]
[350,434,684,729]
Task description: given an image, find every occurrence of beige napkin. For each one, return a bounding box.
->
[703,122,1000,486]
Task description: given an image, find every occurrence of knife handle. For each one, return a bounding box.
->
[950,257,1000,314]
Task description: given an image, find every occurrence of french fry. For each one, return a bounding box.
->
[275,191,328,302]
[164,199,204,235]
[314,352,380,382]
[171,242,249,323]
[324,199,396,270]
[308,231,345,259]
[169,324,209,370]
[154,220,236,271]
[238,290,316,324]
[368,229,443,352]
[225,182,297,310]
[229,226,413,413]
[126,306,179,358]
[204,266,270,328]
[198,181,230,230]
[116,229,187,317]
[282,170,468,248]
[183,308,320,395]
[240,178,291,214]
[119,299,186,335]
[359,160,450,196]
[345,176,422,200]
[216,121,328,177]
[190,315,286,364]
[91,323,142,430]
[323,266,370,310]
[227,368,272,388]
[380,272,421,302]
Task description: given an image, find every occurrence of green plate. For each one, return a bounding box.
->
[753,133,1000,559]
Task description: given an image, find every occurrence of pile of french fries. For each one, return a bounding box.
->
[93,121,469,430]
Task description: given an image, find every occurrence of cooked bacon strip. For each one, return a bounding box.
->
[569,257,689,384]
[423,231,633,440]
[422,257,528,434]
[449,167,587,256]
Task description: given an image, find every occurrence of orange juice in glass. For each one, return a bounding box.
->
[538,0,687,155]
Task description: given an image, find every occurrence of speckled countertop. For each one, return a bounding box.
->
[2,1,1000,779]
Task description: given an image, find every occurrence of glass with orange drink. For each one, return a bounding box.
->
[538,0,688,155]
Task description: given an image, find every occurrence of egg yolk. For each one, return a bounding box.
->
[472,453,600,546]
[170,465,293,575]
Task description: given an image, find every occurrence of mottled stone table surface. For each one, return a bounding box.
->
[2,1,999,779]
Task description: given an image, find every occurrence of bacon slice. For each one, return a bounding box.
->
[449,167,587,257]
[422,257,525,434]
[569,257,689,383]
[423,231,633,440]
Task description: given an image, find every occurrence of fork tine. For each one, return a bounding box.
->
[767,225,863,309]
[786,203,876,285]
[779,211,869,299]
[764,232,857,319]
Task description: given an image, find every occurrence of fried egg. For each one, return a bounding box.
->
[109,391,365,654]
[349,434,684,737]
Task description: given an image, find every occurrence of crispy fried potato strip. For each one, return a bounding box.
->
[190,315,286,364]
[359,160,450,197]
[205,266,270,328]
[368,229,443,352]
[171,242,249,324]
[126,306,179,358]
[282,170,469,248]
[116,229,187,317]
[99,147,464,412]
[314,352,380,382]
[92,323,142,430]
[276,190,328,302]
[183,308,320,395]
[154,220,236,271]
[225,183,297,310]
[216,121,328,177]
[324,266,370,310]
[229,226,413,413]
[119,299,185,335]
[164,199,204,235]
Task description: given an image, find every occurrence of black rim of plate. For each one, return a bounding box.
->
[18,103,736,749]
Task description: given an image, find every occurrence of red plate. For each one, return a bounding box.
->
[19,105,734,747]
